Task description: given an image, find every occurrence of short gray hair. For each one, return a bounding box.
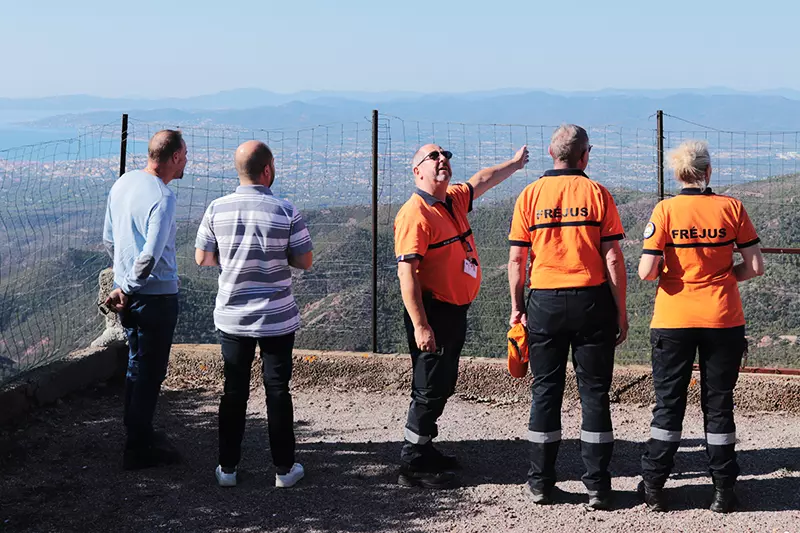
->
[549,124,589,166]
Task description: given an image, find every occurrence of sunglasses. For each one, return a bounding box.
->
[417,150,453,166]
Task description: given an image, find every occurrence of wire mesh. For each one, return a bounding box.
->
[376,116,658,363]
[124,119,375,353]
[0,122,120,383]
[1,112,799,387]
[661,115,800,368]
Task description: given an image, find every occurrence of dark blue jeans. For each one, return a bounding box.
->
[120,293,179,450]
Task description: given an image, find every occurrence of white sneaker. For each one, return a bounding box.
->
[275,463,304,488]
[215,465,237,487]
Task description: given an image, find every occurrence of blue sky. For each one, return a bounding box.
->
[1,0,798,98]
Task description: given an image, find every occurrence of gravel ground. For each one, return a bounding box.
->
[1,380,799,533]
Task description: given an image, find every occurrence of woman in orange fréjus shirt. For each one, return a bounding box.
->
[637,140,764,514]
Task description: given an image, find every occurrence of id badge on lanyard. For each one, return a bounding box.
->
[444,201,478,278]
[463,258,478,278]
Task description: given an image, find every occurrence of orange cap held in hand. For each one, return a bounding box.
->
[507,322,529,378]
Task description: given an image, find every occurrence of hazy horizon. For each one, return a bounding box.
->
[3,86,800,102]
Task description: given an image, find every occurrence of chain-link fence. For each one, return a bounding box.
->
[0,123,121,382]
[1,112,799,385]
[122,119,376,353]
[373,116,660,363]
[660,116,800,367]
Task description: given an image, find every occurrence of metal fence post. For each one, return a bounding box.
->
[371,110,379,353]
[119,113,128,177]
[657,110,664,201]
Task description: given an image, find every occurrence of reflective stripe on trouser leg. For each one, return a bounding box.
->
[698,326,743,488]
[706,432,736,446]
[404,427,431,445]
[527,429,562,443]
[642,426,682,488]
[580,429,615,491]
[580,430,614,444]
[401,298,467,469]
[705,432,739,488]
[651,427,682,442]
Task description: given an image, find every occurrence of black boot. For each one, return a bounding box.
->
[638,480,668,512]
[397,466,456,489]
[710,485,738,513]
[425,445,461,471]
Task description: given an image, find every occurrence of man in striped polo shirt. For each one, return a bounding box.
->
[194,140,313,489]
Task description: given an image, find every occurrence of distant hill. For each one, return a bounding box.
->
[10,90,800,132]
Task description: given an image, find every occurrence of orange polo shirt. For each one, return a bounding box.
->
[394,183,481,306]
[642,188,760,329]
[508,169,625,289]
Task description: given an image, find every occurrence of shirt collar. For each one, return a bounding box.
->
[679,187,714,195]
[235,184,273,195]
[542,168,589,178]
[415,187,450,206]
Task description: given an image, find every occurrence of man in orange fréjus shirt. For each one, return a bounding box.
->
[394,143,529,489]
[508,124,628,510]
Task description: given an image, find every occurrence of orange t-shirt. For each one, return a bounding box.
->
[642,188,760,329]
[508,169,625,289]
[394,183,481,305]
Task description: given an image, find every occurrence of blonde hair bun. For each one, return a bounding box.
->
[668,140,710,186]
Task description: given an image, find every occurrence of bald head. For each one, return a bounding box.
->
[411,144,441,168]
[148,130,184,164]
[411,143,452,189]
[235,140,274,185]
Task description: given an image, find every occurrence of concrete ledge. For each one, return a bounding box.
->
[0,342,128,425]
[4,343,798,426]
[166,345,800,413]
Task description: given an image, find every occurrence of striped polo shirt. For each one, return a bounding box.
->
[195,184,313,337]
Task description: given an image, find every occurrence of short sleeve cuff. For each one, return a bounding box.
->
[509,240,531,247]
[642,249,662,256]
[195,238,217,252]
[397,253,423,262]
[289,241,314,255]
[467,182,474,212]
[737,238,761,249]
[600,233,625,242]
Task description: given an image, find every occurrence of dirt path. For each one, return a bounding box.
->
[2,381,799,532]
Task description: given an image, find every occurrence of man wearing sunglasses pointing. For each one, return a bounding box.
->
[394,143,529,488]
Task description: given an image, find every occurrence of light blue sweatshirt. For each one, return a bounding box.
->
[102,170,179,295]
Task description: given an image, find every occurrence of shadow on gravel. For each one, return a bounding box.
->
[2,385,799,533]
[649,438,800,512]
[0,385,461,533]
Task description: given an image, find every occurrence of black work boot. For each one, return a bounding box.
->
[638,480,668,512]
[397,466,456,489]
[710,485,738,513]
[425,445,461,471]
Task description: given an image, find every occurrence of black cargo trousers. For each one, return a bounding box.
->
[526,283,618,492]
[641,326,746,489]
[401,293,469,470]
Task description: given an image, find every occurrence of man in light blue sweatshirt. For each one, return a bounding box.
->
[103,129,187,470]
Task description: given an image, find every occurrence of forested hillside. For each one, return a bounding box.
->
[3,175,799,379]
